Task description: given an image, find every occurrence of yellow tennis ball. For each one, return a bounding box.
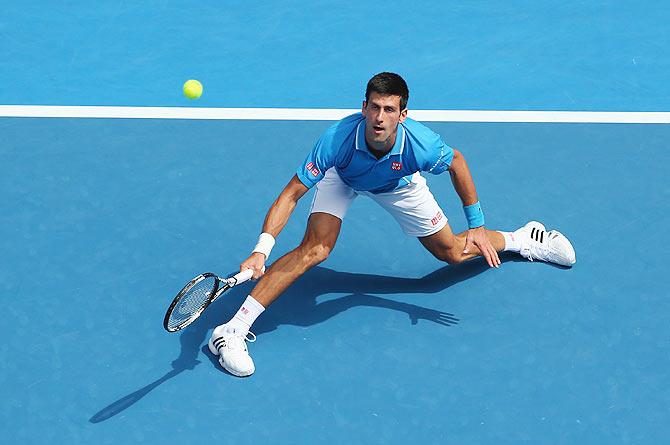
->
[183,79,203,99]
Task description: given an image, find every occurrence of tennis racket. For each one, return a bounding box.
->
[163,269,254,332]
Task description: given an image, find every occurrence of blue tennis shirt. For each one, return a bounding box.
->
[296,113,455,194]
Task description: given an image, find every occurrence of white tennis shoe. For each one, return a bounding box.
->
[516,221,576,267]
[208,324,256,377]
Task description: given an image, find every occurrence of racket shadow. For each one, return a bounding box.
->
[89,369,184,423]
[88,286,249,423]
[89,255,516,422]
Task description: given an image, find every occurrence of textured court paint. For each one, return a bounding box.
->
[2,118,669,444]
[1,1,669,111]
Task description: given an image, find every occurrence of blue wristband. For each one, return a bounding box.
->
[463,201,485,228]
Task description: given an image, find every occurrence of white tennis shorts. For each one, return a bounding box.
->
[309,168,448,237]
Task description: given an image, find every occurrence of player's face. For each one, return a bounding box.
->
[362,92,408,152]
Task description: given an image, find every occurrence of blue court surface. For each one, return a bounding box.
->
[2,2,670,445]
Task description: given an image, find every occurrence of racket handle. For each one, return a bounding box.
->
[231,268,254,285]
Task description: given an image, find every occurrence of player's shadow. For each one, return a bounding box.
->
[90,255,516,422]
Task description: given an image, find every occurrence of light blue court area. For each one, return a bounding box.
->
[1,1,669,111]
[2,117,669,444]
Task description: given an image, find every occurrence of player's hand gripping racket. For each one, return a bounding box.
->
[163,269,255,332]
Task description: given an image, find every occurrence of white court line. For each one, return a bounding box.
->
[0,105,669,123]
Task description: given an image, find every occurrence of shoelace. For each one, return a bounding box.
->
[520,244,535,262]
[222,330,256,352]
[213,330,257,354]
[521,229,551,262]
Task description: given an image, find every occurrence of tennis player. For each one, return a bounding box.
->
[208,72,576,377]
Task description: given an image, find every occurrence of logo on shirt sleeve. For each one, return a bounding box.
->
[391,162,402,171]
[431,211,443,226]
[306,162,320,177]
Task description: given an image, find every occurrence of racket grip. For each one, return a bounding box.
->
[231,268,254,285]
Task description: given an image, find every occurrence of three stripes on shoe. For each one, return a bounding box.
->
[530,227,544,243]
[530,227,559,244]
[212,336,226,351]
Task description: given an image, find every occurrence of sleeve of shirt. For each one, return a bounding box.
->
[296,126,340,189]
[421,132,455,175]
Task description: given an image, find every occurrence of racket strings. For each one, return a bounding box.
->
[167,276,218,330]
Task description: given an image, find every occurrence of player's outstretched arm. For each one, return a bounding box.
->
[447,149,501,268]
[261,175,310,237]
[241,175,309,278]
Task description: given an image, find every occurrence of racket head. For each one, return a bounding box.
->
[163,273,222,332]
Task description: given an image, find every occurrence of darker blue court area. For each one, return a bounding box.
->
[2,118,669,444]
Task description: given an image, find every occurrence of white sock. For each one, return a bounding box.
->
[499,231,521,252]
[225,295,265,335]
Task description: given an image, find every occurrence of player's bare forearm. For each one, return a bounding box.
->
[448,149,478,206]
[447,149,502,266]
[241,176,308,279]
[261,175,309,237]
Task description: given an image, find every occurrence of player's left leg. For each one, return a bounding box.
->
[421,221,576,267]
[419,223,505,264]
[368,173,503,264]
[369,174,575,267]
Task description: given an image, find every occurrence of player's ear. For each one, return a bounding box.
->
[361,100,367,115]
[399,107,408,123]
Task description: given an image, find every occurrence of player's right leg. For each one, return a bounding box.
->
[208,212,343,377]
[209,168,356,377]
[249,211,344,307]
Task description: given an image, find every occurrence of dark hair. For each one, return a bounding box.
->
[365,72,409,110]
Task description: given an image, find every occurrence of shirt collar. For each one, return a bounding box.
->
[355,119,406,158]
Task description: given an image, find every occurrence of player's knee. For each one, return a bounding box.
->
[434,247,464,265]
[300,243,332,266]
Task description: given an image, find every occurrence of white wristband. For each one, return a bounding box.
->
[252,232,275,259]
